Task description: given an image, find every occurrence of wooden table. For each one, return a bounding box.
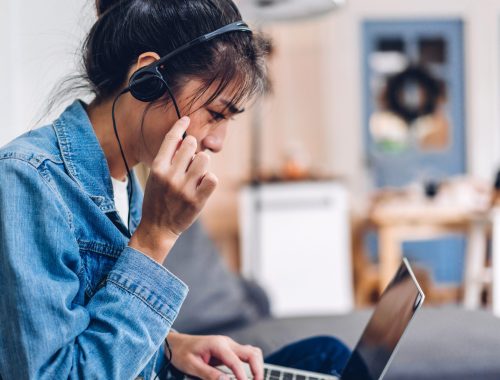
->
[369,198,490,310]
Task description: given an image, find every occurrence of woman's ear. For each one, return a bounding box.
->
[133,52,162,72]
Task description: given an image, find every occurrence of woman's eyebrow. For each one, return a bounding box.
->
[220,100,245,114]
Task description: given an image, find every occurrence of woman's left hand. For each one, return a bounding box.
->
[168,332,264,380]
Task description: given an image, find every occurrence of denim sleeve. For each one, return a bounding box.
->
[0,159,188,379]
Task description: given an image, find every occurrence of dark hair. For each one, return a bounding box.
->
[81,0,270,113]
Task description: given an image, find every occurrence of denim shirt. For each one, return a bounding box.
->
[0,101,188,379]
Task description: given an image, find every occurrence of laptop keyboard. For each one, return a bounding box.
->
[265,368,326,380]
[266,369,322,380]
[220,367,330,380]
[181,365,333,380]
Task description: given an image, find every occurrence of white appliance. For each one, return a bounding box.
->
[239,181,354,317]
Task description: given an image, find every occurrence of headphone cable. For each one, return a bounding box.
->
[111,89,134,229]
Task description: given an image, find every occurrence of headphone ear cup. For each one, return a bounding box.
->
[129,67,167,102]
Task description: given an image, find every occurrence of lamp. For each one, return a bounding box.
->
[238,0,346,23]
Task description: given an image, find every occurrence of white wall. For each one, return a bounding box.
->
[0,0,14,132]
[0,0,93,142]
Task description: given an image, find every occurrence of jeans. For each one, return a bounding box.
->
[265,336,351,377]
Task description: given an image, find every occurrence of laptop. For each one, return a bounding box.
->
[215,257,425,380]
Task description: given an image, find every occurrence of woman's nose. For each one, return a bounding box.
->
[202,135,223,153]
[201,124,227,153]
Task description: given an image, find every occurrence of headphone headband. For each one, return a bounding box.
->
[155,21,252,68]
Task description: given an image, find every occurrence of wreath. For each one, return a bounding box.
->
[385,65,442,124]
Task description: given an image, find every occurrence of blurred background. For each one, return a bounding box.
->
[3,1,500,377]
[6,0,500,380]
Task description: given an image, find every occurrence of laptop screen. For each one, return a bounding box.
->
[341,259,425,380]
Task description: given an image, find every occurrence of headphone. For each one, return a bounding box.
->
[124,21,252,115]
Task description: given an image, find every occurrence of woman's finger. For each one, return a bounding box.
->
[233,345,264,380]
[189,356,228,380]
[170,135,198,172]
[215,346,248,380]
[154,116,190,167]
[185,151,210,187]
[196,172,218,201]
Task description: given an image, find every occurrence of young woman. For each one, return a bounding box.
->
[0,1,351,379]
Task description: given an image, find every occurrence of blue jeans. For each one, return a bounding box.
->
[265,336,351,377]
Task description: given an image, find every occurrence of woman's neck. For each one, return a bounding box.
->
[86,96,138,181]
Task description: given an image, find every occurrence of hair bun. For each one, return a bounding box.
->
[95,0,122,17]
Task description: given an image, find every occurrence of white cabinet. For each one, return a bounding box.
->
[239,181,354,317]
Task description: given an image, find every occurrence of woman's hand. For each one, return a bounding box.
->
[129,117,218,263]
[168,332,264,380]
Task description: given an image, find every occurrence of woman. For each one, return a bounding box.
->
[0,1,350,379]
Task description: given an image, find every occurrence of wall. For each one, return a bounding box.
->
[0,0,14,132]
[0,0,92,142]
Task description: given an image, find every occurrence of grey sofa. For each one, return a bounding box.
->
[220,308,500,380]
[166,222,500,380]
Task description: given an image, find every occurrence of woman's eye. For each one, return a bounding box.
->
[209,110,227,122]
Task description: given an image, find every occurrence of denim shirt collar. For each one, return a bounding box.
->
[52,100,141,234]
